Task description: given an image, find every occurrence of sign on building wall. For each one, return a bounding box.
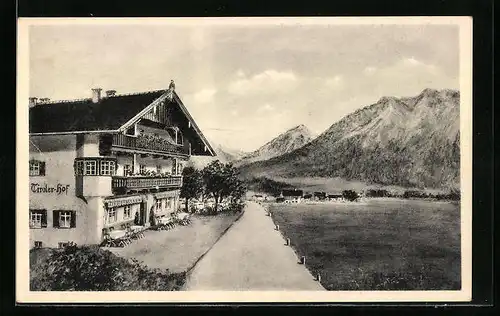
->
[30,183,70,195]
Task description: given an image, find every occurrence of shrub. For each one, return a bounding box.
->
[342,190,359,202]
[30,244,185,291]
[227,201,245,213]
[366,189,390,198]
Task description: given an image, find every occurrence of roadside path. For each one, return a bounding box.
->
[183,202,325,290]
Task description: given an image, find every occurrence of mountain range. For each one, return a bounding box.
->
[238,88,460,189]
[187,143,247,169]
[235,124,314,167]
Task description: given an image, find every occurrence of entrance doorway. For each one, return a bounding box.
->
[140,202,147,225]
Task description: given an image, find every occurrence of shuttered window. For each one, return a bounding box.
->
[75,160,84,175]
[53,210,76,228]
[29,210,47,228]
[29,160,45,176]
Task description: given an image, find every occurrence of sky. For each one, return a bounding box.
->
[29,21,460,152]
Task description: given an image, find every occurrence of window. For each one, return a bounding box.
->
[155,199,162,212]
[53,211,76,229]
[75,160,84,175]
[34,241,43,249]
[106,208,117,224]
[123,164,131,176]
[30,210,47,228]
[59,211,72,228]
[29,160,45,176]
[139,165,146,174]
[156,165,162,174]
[85,160,97,175]
[100,160,116,176]
[123,205,131,220]
[177,131,183,145]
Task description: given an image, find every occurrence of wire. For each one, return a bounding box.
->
[29,139,45,157]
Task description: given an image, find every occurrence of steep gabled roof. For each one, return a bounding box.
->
[29,88,216,156]
[29,90,167,133]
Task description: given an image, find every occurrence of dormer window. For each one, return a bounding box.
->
[177,130,183,145]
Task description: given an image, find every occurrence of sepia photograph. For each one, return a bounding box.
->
[16,17,472,303]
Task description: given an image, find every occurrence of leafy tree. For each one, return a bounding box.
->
[180,166,203,212]
[342,190,359,202]
[202,160,246,211]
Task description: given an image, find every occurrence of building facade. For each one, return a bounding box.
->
[28,87,215,249]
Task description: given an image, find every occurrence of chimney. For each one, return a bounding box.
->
[29,97,38,107]
[105,90,117,97]
[91,88,102,103]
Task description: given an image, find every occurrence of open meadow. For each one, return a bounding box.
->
[268,198,461,290]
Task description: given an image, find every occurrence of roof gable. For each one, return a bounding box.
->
[29,88,216,157]
[120,90,216,156]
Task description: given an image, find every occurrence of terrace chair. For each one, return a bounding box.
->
[127,230,136,243]
[100,233,112,247]
[127,226,140,240]
[135,226,145,238]
[116,231,131,247]
[102,233,119,248]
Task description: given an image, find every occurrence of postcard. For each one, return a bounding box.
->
[17,16,472,303]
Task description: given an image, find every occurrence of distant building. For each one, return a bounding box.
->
[253,194,266,202]
[327,193,344,202]
[280,189,303,203]
[313,192,327,200]
[303,193,313,200]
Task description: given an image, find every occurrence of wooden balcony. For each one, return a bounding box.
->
[112,175,183,194]
[101,133,188,157]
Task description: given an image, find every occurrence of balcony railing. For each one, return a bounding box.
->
[112,175,183,193]
[109,133,187,155]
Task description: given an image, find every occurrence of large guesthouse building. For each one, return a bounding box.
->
[28,85,215,248]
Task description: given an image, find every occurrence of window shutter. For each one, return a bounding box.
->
[53,211,60,228]
[40,161,46,176]
[41,211,47,228]
[70,211,76,228]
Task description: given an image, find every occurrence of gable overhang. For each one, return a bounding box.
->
[172,92,216,157]
[118,90,216,157]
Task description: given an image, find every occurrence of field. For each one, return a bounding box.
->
[268,198,461,290]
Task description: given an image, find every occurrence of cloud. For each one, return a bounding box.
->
[227,69,299,96]
[399,57,439,74]
[363,66,377,75]
[236,69,245,77]
[347,57,458,99]
[190,88,217,104]
[256,103,275,114]
[324,75,344,90]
